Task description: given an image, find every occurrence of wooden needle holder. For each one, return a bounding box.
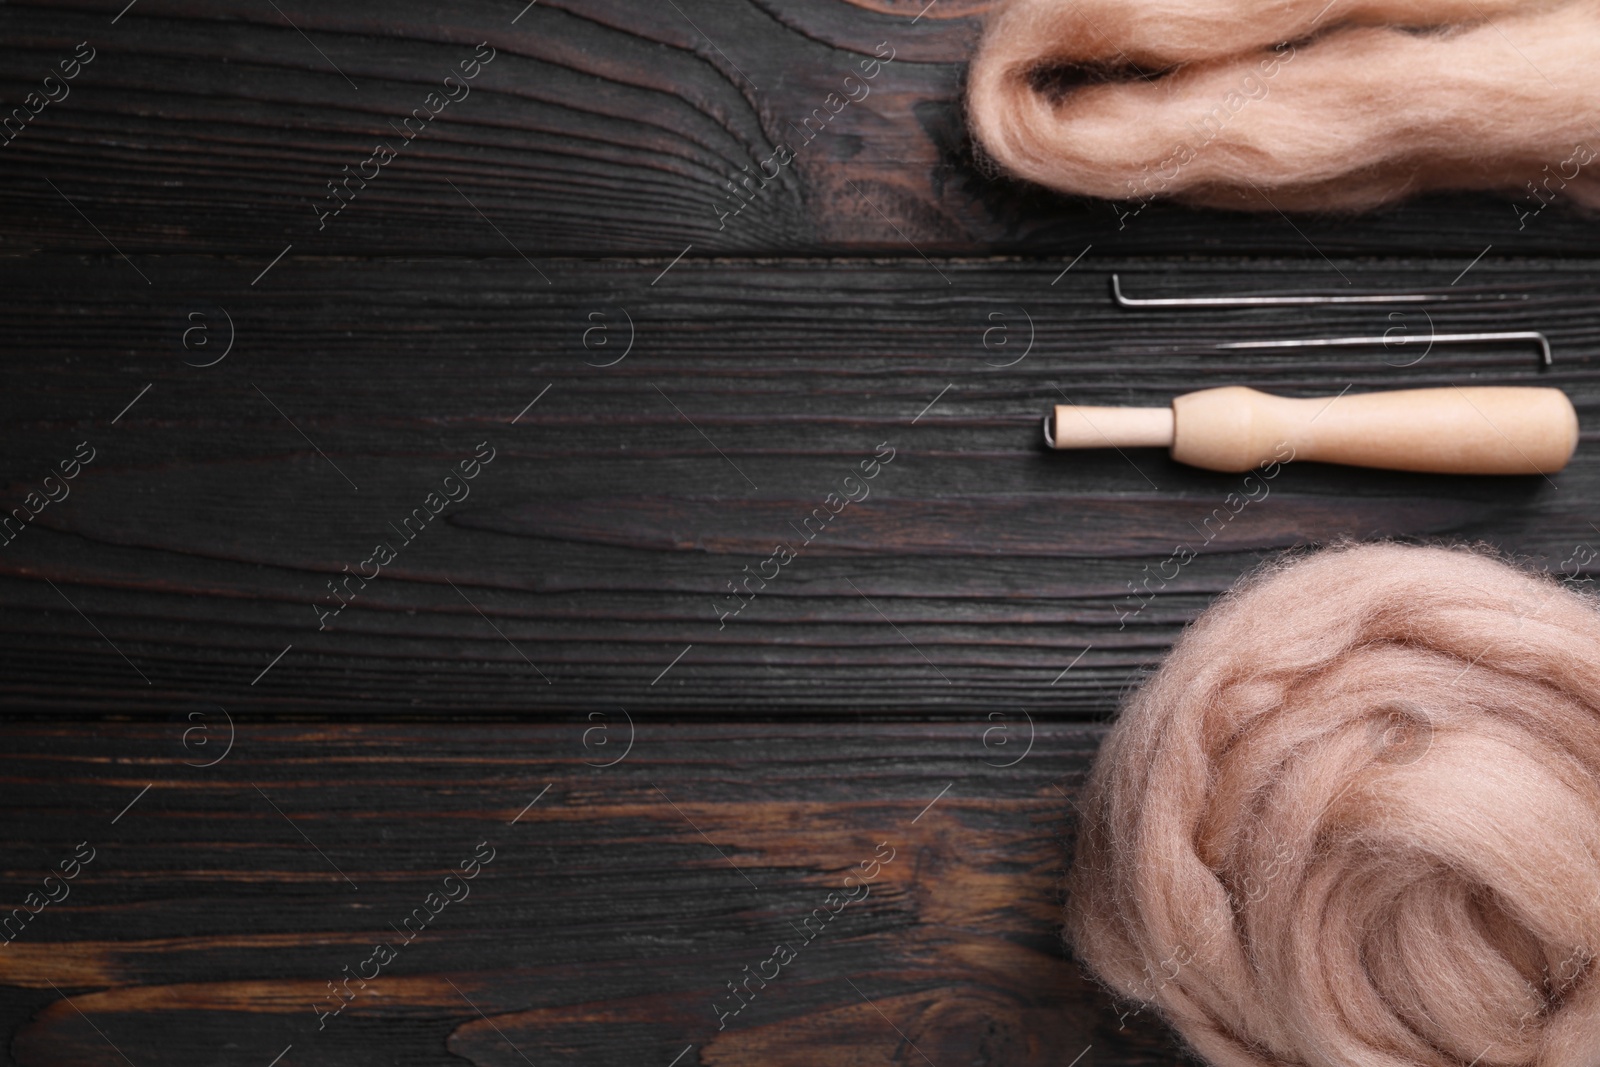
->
[1045,386,1579,475]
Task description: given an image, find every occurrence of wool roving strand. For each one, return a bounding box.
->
[1068,543,1600,1067]
[967,0,1600,210]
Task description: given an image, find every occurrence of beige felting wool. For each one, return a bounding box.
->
[966,0,1600,211]
[1068,543,1600,1067]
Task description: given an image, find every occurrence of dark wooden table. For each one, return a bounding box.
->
[2,2,1597,1064]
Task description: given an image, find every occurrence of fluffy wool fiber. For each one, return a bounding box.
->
[966,0,1600,210]
[1068,543,1600,1067]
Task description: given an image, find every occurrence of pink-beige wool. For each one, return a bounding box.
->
[966,0,1600,211]
[1068,543,1600,1067]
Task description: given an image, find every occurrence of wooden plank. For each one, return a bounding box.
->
[0,720,1179,1067]
[2,254,1597,713]
[1,0,1597,257]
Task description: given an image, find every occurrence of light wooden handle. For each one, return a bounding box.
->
[1048,386,1579,475]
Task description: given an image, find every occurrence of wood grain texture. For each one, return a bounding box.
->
[0,721,1174,1067]
[3,0,1600,1064]
[4,254,1599,714]
[2,0,1599,258]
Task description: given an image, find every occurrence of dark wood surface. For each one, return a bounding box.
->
[3,255,1597,714]
[0,721,1157,1067]
[5,0,1600,258]
[3,0,1599,1064]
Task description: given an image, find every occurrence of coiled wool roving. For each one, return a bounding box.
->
[966,0,1600,210]
[1068,543,1600,1067]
